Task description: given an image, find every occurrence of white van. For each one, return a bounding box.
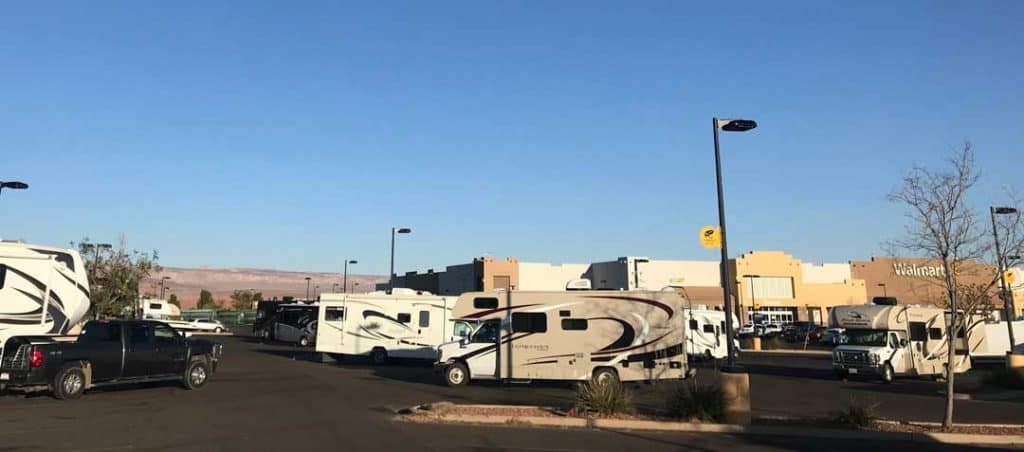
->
[830,304,978,382]
[436,290,691,387]
[316,290,475,364]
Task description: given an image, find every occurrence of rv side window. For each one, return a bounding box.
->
[149,303,162,310]
[397,313,412,324]
[928,328,943,340]
[419,311,430,328]
[325,307,344,321]
[909,322,928,341]
[473,297,499,309]
[561,319,587,331]
[688,319,698,330]
[34,249,76,272]
[0,264,6,289]
[511,313,547,333]
[703,324,715,333]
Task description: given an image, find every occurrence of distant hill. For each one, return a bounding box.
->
[142,267,388,309]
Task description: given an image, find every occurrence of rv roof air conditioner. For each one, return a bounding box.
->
[565,279,592,291]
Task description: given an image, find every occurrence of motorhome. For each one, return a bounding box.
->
[830,304,980,382]
[0,242,91,353]
[315,290,473,364]
[964,315,1024,363]
[683,308,740,360]
[259,303,318,346]
[435,290,691,387]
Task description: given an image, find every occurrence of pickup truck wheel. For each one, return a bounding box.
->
[299,336,310,347]
[444,362,469,387]
[183,358,210,390]
[52,364,87,400]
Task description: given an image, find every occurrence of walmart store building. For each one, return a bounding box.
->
[395,251,1023,325]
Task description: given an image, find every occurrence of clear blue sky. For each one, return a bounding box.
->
[2,1,1022,274]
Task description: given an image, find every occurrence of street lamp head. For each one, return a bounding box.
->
[304,277,311,281]
[0,181,28,190]
[348,260,358,264]
[395,228,412,234]
[994,207,1019,215]
[716,119,758,132]
[162,276,171,280]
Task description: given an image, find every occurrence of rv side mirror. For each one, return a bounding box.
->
[459,337,468,348]
[899,339,908,348]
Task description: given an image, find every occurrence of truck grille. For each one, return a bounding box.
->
[837,350,868,364]
[1,344,31,371]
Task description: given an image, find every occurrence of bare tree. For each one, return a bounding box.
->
[888,142,1024,430]
[75,236,161,319]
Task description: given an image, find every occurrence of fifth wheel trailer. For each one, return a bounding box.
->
[436,289,691,387]
[315,290,474,364]
[0,241,91,354]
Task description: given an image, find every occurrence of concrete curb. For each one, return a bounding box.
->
[398,405,1024,446]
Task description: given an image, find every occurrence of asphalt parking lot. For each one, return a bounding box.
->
[0,334,1020,451]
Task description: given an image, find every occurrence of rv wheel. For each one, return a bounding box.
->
[371,348,388,365]
[703,350,714,361]
[881,364,894,384]
[444,362,469,387]
[592,368,619,386]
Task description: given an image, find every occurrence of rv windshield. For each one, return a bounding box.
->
[844,330,888,347]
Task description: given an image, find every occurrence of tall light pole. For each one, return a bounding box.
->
[991,206,1019,346]
[344,259,358,293]
[0,181,28,197]
[314,285,320,300]
[305,277,312,300]
[159,276,171,299]
[713,117,757,369]
[390,227,412,293]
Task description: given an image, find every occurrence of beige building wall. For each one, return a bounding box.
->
[481,257,519,291]
[732,250,867,324]
[518,262,590,290]
[801,263,853,284]
[639,260,720,289]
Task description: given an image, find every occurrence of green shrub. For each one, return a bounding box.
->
[573,380,635,416]
[665,383,724,422]
[832,398,879,428]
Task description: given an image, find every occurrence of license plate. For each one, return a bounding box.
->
[0,372,9,381]
[848,368,858,375]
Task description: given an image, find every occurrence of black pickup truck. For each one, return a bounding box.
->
[0,320,223,400]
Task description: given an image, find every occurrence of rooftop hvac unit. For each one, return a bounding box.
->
[565,279,592,291]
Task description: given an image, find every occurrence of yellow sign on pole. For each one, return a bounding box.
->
[1006,270,1017,287]
[700,226,721,249]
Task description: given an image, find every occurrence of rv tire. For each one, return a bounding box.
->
[592,368,619,386]
[703,350,713,361]
[881,364,894,384]
[371,348,388,365]
[52,363,87,400]
[444,362,469,387]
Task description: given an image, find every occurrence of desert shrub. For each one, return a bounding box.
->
[573,380,635,416]
[665,383,724,422]
[831,398,879,428]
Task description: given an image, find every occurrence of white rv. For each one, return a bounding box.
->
[683,308,740,360]
[0,242,91,353]
[830,304,979,382]
[315,290,473,364]
[435,290,691,387]
[140,298,182,320]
